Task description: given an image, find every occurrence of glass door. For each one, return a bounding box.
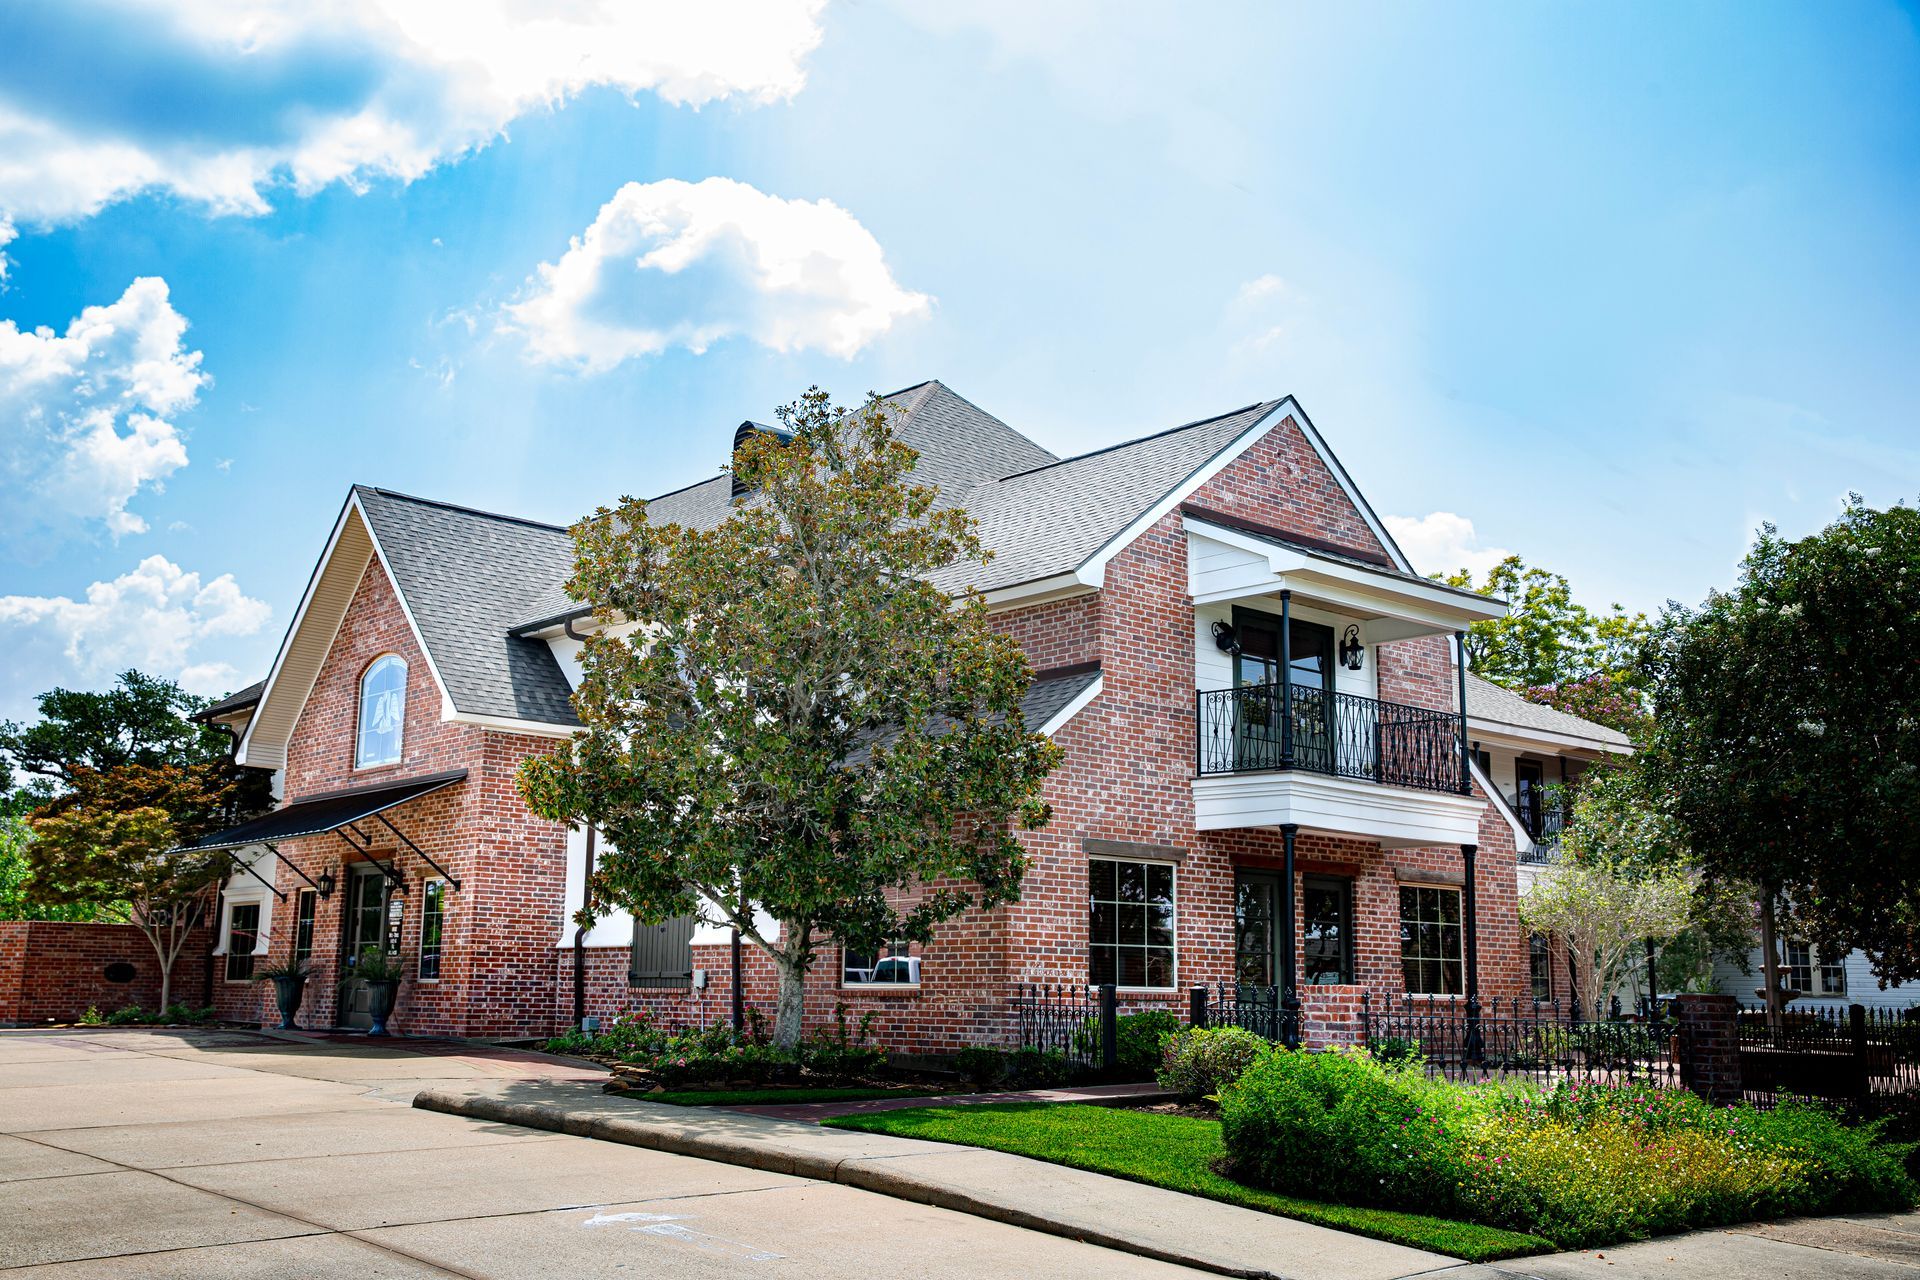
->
[1232,608,1335,773]
[1514,760,1545,839]
[338,865,389,1029]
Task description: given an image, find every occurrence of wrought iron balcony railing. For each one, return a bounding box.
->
[1195,682,1467,795]
[1510,791,1571,864]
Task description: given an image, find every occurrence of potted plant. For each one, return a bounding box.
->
[254,958,311,1030]
[342,945,405,1036]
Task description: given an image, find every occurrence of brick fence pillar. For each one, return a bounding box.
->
[1672,992,1742,1106]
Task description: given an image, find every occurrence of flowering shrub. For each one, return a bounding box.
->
[1158,1026,1270,1102]
[541,1004,890,1089]
[1219,1051,1917,1249]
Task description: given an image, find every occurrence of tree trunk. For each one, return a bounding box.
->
[139,925,174,1013]
[772,949,808,1050]
[1759,885,1783,1027]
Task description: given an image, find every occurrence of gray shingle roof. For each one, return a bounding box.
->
[1464,672,1631,749]
[191,679,265,723]
[354,487,582,727]
[931,400,1280,595]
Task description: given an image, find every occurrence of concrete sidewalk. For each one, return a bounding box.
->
[414,1078,1454,1280]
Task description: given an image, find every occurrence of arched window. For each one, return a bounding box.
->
[356,655,407,767]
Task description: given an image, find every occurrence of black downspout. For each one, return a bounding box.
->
[1280,822,1299,1048]
[572,826,596,1032]
[1462,842,1481,1060]
[732,884,746,1032]
[1455,631,1471,794]
[1279,591,1294,769]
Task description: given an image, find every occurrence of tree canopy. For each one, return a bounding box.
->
[1641,497,1920,983]
[1,671,237,803]
[518,388,1065,1046]
[1445,556,1652,739]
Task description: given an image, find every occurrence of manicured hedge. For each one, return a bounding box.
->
[1219,1048,1918,1250]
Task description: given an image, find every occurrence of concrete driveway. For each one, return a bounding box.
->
[0,1028,1211,1278]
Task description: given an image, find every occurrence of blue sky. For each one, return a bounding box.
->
[2,2,1917,723]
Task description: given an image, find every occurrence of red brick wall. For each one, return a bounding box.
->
[0,922,211,1025]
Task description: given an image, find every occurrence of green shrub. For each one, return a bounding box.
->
[103,1005,149,1025]
[1158,1026,1269,1102]
[1116,1010,1184,1078]
[1004,1047,1076,1089]
[956,1046,1007,1089]
[77,1006,103,1026]
[802,1005,887,1083]
[1367,1036,1421,1067]
[1221,1047,1473,1217]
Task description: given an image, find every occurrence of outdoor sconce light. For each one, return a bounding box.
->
[1339,624,1365,672]
[1211,620,1240,654]
[316,872,336,899]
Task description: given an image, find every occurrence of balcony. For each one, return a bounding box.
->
[1509,791,1571,865]
[1192,683,1483,847]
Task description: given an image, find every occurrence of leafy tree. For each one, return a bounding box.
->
[1445,557,1652,739]
[0,793,110,922]
[1520,853,1695,1018]
[26,763,257,1007]
[1642,497,1920,986]
[518,389,1065,1048]
[1,671,235,795]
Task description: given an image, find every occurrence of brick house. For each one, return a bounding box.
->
[189,380,1625,1048]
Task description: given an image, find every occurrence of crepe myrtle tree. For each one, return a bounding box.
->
[1642,497,1920,994]
[518,388,1065,1049]
[26,764,250,1010]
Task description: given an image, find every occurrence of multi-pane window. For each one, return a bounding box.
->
[1089,858,1175,989]
[1529,932,1552,1002]
[1784,941,1845,996]
[356,654,407,768]
[224,902,261,981]
[293,890,317,964]
[844,941,920,986]
[1398,885,1464,995]
[1301,876,1353,985]
[419,879,447,981]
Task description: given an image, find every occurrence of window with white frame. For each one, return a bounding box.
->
[1399,885,1464,996]
[1089,858,1175,989]
[356,654,407,768]
[1784,940,1846,996]
[419,879,447,981]
[224,902,261,982]
[843,940,920,986]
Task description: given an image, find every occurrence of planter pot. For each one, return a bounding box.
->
[269,975,306,1030]
[366,980,401,1036]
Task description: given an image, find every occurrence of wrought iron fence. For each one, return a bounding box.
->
[1197,984,1301,1046]
[1195,683,1465,794]
[1360,994,1683,1089]
[1509,791,1571,864]
[1734,1002,1920,1106]
[1012,982,1103,1068]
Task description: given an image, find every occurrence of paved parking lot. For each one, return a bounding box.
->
[0,1028,1209,1278]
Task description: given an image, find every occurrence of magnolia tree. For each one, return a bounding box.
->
[518,388,1064,1048]
[28,764,246,1010]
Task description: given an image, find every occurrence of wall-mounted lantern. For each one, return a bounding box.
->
[1211,620,1240,654]
[1339,624,1365,672]
[316,872,336,899]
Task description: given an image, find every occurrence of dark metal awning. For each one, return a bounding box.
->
[183,769,467,852]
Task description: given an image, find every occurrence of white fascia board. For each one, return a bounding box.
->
[1468,720,1633,757]
[1472,758,1534,853]
[981,574,1096,611]
[1071,405,1285,591]
[237,496,365,768]
[443,710,581,739]
[1282,397,1419,576]
[1038,675,1103,737]
[1184,518,1505,628]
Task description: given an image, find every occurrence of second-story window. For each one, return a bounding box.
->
[356,655,407,768]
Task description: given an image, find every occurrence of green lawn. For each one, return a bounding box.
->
[645,1086,956,1107]
[823,1103,1550,1263]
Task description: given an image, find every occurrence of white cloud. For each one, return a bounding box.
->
[1384,511,1514,581]
[0,217,14,285]
[0,1,827,225]
[0,555,271,694]
[1,276,206,539]
[506,177,931,370]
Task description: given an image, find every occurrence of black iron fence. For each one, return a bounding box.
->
[1360,994,1683,1089]
[1509,792,1571,864]
[1195,682,1466,794]
[1735,1002,1920,1107]
[1196,984,1301,1046]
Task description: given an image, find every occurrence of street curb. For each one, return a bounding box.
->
[414,1088,1287,1279]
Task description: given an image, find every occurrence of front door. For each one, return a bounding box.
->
[1233,870,1286,1039]
[338,864,390,1030]
[1514,760,1545,839]
[1233,608,1336,772]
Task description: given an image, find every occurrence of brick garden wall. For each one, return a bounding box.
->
[0,922,211,1025]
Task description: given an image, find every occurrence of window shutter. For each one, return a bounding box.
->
[629,915,695,988]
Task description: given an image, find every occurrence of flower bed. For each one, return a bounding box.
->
[542,1003,888,1092]
[1218,1046,1917,1250]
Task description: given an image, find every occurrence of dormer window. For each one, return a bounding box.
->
[356,654,407,768]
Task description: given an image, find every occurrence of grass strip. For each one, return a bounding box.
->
[645,1085,956,1107]
[824,1102,1550,1263]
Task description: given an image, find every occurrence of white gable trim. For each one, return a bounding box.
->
[1472,758,1532,851]
[1038,675,1103,737]
[1069,406,1282,592]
